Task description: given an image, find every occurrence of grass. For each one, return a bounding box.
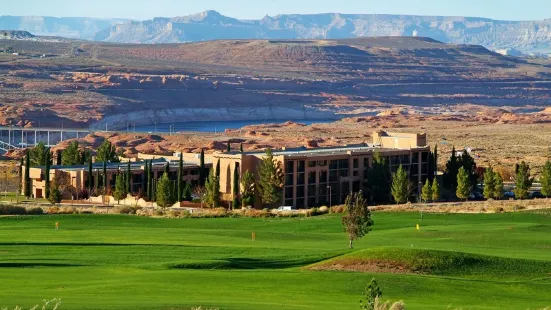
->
[0,212,550,309]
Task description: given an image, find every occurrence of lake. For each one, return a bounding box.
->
[134,119,336,133]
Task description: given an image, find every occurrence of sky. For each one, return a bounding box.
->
[3,0,551,21]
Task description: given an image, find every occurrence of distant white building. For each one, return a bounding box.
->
[495,49,522,57]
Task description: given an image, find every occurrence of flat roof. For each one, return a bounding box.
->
[226,144,428,158]
[34,158,205,171]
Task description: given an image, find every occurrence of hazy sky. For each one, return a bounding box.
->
[3,0,551,21]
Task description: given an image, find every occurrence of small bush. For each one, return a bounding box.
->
[330,205,345,214]
[47,206,60,214]
[154,209,164,217]
[26,207,44,215]
[0,205,26,215]
[318,206,329,213]
[167,210,181,218]
[114,206,139,215]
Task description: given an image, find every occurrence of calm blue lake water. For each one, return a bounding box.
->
[135,119,336,133]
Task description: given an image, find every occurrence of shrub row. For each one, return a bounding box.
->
[0,205,44,215]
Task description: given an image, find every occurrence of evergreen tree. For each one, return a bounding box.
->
[142,160,148,198]
[232,164,240,209]
[18,157,23,194]
[215,160,220,178]
[494,172,504,200]
[431,178,441,202]
[96,140,119,163]
[24,150,31,198]
[148,160,154,200]
[391,165,409,204]
[240,143,244,153]
[113,173,127,202]
[427,152,434,182]
[433,144,438,177]
[443,147,459,190]
[62,141,80,166]
[155,173,174,208]
[241,170,255,208]
[460,150,478,188]
[164,162,170,176]
[541,160,551,197]
[483,167,496,199]
[183,182,193,201]
[421,179,432,202]
[257,149,284,207]
[365,151,391,204]
[456,167,471,200]
[227,141,231,152]
[199,149,206,186]
[360,278,382,310]
[29,142,48,166]
[341,191,373,248]
[44,150,51,199]
[177,154,183,202]
[126,160,131,194]
[514,161,532,199]
[204,168,220,208]
[87,156,93,193]
[48,185,62,205]
[102,161,107,192]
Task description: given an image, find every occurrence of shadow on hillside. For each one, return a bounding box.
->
[0,262,83,268]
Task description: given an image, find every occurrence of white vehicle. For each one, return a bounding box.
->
[277,206,296,212]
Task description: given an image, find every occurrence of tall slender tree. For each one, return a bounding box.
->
[431,178,441,202]
[365,151,391,204]
[227,141,231,152]
[240,143,244,153]
[18,157,23,194]
[443,147,459,190]
[456,167,471,201]
[391,165,409,204]
[148,160,154,200]
[102,161,107,193]
[87,156,93,193]
[257,149,284,207]
[241,170,255,208]
[232,164,240,209]
[483,167,496,199]
[199,149,206,186]
[215,160,220,178]
[113,173,127,202]
[126,160,132,194]
[177,154,183,202]
[24,150,31,198]
[494,172,504,200]
[142,159,149,198]
[183,182,193,201]
[421,179,432,202]
[514,161,532,199]
[541,160,551,197]
[204,168,220,208]
[44,149,51,199]
[156,172,174,208]
[56,149,62,166]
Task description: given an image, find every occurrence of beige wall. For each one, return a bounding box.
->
[373,131,427,149]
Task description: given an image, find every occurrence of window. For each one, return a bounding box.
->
[339,169,349,177]
[308,185,317,197]
[285,161,294,173]
[297,161,305,173]
[421,152,428,162]
[308,161,316,168]
[317,160,327,166]
[353,158,359,169]
[319,171,328,183]
[339,159,349,169]
[353,171,359,177]
[329,170,339,182]
[285,187,294,199]
[285,199,294,206]
[308,172,316,184]
[297,173,305,185]
[285,174,294,186]
[296,186,305,198]
[329,160,338,170]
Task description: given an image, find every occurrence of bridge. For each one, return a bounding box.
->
[0,126,94,154]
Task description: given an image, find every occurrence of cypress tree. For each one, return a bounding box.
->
[215,160,220,178]
[24,150,31,198]
[421,179,432,202]
[199,149,206,186]
[227,141,231,152]
[483,167,496,199]
[143,160,149,198]
[391,165,409,204]
[177,154,183,202]
[102,161,107,193]
[156,173,174,208]
[18,157,23,194]
[87,156,93,193]
[183,182,192,201]
[456,167,471,201]
[431,178,441,202]
[113,173,127,202]
[514,161,532,199]
[164,162,170,176]
[494,172,504,200]
[257,149,284,206]
[240,143,244,153]
[149,160,154,200]
[45,150,51,199]
[232,164,240,209]
[204,168,220,208]
[126,160,131,194]
[433,145,438,177]
[443,146,459,190]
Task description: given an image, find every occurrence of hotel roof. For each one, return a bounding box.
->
[34,158,204,171]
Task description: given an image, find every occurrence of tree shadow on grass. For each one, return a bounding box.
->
[168,255,342,271]
[0,262,83,268]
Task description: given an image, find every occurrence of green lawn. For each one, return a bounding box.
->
[0,212,550,309]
